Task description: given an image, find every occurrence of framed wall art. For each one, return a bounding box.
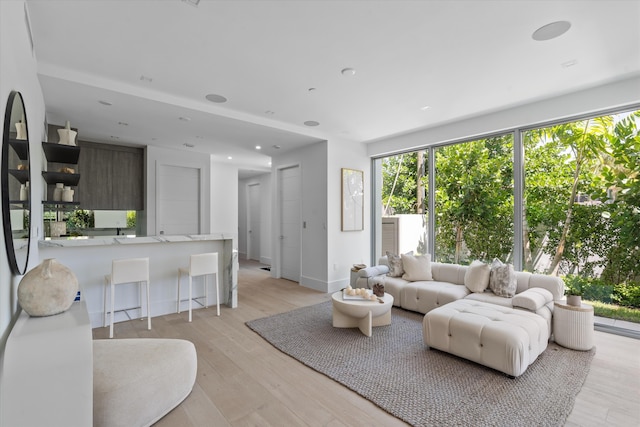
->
[341,168,364,231]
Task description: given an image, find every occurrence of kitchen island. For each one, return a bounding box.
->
[39,233,238,328]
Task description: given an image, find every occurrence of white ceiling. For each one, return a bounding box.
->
[25,0,640,177]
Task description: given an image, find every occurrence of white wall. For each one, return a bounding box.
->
[210,159,239,234]
[0,0,46,347]
[367,75,640,157]
[271,141,328,291]
[326,137,370,292]
[238,172,271,264]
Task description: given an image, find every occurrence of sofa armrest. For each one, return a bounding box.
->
[358,265,390,278]
[512,288,554,312]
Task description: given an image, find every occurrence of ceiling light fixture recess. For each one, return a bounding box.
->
[206,94,228,103]
[255,145,261,150]
[98,100,112,106]
[341,67,356,76]
[532,21,571,41]
[178,116,191,122]
[304,121,320,127]
[227,156,233,160]
[181,0,200,7]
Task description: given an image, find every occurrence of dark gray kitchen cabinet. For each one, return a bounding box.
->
[76,141,143,210]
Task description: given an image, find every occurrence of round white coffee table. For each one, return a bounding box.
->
[331,290,394,337]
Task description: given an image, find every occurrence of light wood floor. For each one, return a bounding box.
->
[92,260,640,427]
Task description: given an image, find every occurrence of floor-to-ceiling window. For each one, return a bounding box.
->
[522,110,640,324]
[374,107,639,327]
[379,151,429,257]
[434,134,514,265]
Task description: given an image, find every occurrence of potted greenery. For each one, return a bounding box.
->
[565,280,583,307]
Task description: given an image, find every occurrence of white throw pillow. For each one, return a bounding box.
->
[401,254,433,281]
[464,260,490,293]
[489,258,517,298]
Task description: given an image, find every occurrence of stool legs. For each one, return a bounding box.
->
[215,272,220,316]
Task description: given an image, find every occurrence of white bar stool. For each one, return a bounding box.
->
[103,257,151,338]
[177,252,220,322]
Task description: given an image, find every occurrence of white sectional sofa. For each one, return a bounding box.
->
[356,256,564,333]
[356,255,565,377]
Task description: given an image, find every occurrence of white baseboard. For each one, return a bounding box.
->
[260,256,272,266]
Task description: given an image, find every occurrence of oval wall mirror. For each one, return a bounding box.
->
[2,91,31,275]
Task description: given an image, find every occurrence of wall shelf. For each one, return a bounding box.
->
[42,142,80,164]
[42,171,80,186]
[8,138,28,160]
[9,168,29,184]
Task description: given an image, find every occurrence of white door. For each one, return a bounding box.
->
[157,165,200,235]
[247,183,261,261]
[279,165,300,282]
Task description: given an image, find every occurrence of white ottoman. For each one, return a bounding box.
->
[93,338,197,427]
[423,300,549,377]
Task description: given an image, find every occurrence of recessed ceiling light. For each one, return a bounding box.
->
[272,145,281,149]
[420,106,431,111]
[98,100,112,106]
[561,59,578,68]
[255,145,261,150]
[206,94,228,103]
[227,156,233,160]
[118,121,129,126]
[341,68,356,76]
[304,120,320,127]
[139,75,153,82]
[532,21,571,41]
[183,143,194,148]
[308,87,317,92]
[178,116,191,122]
[265,110,275,115]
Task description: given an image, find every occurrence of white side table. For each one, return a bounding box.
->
[332,291,394,337]
[553,301,594,351]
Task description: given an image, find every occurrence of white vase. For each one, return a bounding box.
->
[17,259,79,317]
[567,295,582,307]
[15,122,26,140]
[57,128,77,145]
[20,184,27,201]
[53,183,64,201]
[62,186,74,202]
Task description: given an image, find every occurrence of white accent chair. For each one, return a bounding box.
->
[177,252,220,322]
[103,257,151,338]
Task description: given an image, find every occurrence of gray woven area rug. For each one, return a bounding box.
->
[246,301,595,427]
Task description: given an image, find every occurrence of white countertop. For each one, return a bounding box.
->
[39,233,236,248]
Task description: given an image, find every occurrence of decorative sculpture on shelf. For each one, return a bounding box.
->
[57,120,77,146]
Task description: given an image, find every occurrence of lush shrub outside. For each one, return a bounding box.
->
[564,274,640,315]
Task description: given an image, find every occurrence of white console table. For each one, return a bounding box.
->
[1,301,93,426]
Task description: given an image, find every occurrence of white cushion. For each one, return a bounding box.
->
[464,260,490,293]
[93,338,197,427]
[489,258,517,298]
[512,288,554,311]
[423,299,549,377]
[401,254,433,281]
